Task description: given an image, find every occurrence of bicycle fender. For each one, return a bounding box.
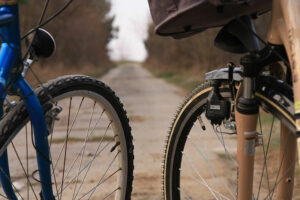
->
[205,67,243,81]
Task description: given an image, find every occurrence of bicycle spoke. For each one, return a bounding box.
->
[38,102,60,200]
[102,187,120,200]
[53,97,83,172]
[0,167,25,200]
[213,126,237,198]
[45,104,61,200]
[213,126,237,167]
[256,115,273,199]
[194,123,224,199]
[187,134,235,199]
[262,159,297,200]
[72,121,113,199]
[0,192,9,199]
[219,126,237,194]
[25,124,29,200]
[268,130,292,200]
[59,138,113,195]
[0,76,133,199]
[86,162,120,199]
[180,167,232,200]
[58,108,106,185]
[49,149,60,200]
[79,151,120,200]
[182,151,220,199]
[178,187,193,200]
[60,97,73,200]
[11,142,38,199]
[72,100,96,200]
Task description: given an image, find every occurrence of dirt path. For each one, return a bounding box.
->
[101,64,186,199]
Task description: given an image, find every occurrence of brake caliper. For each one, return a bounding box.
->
[45,105,62,135]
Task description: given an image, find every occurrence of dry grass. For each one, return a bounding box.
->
[25,63,114,87]
[144,64,206,92]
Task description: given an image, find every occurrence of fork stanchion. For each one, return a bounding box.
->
[235,77,259,200]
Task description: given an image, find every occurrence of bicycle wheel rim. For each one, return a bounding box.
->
[0,76,133,200]
[163,83,299,199]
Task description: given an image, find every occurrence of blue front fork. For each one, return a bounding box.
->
[0,5,54,200]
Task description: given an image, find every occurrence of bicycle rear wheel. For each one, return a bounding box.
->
[0,75,133,199]
[163,79,299,199]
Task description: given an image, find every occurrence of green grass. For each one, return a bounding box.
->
[158,72,186,86]
[157,71,204,92]
[217,153,228,160]
[158,72,174,79]
[259,112,278,125]
[50,135,114,144]
[143,63,205,92]
[85,65,116,78]
[257,111,281,152]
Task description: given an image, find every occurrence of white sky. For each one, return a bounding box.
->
[108,0,151,62]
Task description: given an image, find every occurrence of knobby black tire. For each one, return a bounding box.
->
[0,75,134,200]
[163,76,297,200]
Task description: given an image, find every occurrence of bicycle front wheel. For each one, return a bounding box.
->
[0,75,133,199]
[163,79,299,199]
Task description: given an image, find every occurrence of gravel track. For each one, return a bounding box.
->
[101,64,185,199]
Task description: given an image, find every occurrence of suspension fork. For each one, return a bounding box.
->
[235,47,298,200]
[0,78,55,200]
[235,77,259,200]
[230,13,261,199]
[13,78,55,200]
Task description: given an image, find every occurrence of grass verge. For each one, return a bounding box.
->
[145,65,205,92]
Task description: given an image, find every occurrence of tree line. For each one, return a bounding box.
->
[19,0,115,69]
[144,14,270,75]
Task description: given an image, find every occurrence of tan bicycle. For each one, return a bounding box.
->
[148,0,300,199]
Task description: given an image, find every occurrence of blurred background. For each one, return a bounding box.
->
[17,1,275,199]
[20,0,270,90]
[20,0,116,83]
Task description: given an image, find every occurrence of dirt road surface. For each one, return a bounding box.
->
[101,64,186,199]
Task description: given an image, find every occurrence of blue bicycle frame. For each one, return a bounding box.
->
[0,4,54,200]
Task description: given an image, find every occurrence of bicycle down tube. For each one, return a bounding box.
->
[0,4,54,200]
[236,0,300,200]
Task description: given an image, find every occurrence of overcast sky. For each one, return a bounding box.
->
[108,0,151,62]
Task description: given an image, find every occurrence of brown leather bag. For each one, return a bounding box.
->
[148,0,271,38]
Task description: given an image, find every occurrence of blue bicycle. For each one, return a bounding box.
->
[0,1,133,199]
